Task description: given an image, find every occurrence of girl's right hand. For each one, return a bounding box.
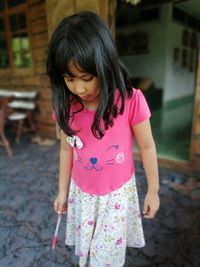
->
[54,191,68,214]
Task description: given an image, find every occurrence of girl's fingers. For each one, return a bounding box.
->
[60,207,67,214]
[143,201,149,214]
[143,193,160,219]
[53,196,67,214]
[54,199,59,213]
[143,207,157,219]
[143,208,150,217]
[54,199,62,214]
[58,203,67,214]
[144,211,153,218]
[61,203,67,214]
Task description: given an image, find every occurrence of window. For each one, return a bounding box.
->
[173,6,200,32]
[116,1,160,28]
[0,17,9,68]
[0,0,32,70]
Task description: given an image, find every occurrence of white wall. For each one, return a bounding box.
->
[163,8,198,102]
[118,3,199,103]
[119,5,170,90]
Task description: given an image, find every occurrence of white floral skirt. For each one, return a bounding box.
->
[65,174,145,267]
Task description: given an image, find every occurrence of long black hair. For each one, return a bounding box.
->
[46,11,132,139]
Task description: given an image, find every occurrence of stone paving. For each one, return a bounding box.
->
[0,133,200,267]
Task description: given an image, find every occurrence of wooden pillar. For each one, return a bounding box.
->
[190,50,200,172]
[45,0,115,37]
[99,0,116,35]
[45,0,75,38]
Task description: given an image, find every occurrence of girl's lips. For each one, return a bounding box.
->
[80,95,89,100]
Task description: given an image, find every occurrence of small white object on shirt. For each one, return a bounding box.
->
[66,135,83,149]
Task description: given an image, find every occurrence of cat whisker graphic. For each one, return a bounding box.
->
[106,159,114,165]
[84,165,103,171]
[94,165,103,171]
[77,157,82,163]
[85,164,94,170]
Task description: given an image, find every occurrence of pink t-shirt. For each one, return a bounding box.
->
[66,89,151,196]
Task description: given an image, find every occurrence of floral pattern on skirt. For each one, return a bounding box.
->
[65,174,145,267]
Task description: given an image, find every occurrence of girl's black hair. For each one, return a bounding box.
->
[46,11,132,139]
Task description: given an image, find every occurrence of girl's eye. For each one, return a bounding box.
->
[64,77,73,82]
[63,75,93,82]
[83,76,93,82]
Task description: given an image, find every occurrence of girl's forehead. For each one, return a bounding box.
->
[66,61,88,76]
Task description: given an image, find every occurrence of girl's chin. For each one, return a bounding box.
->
[80,96,89,101]
[79,93,100,104]
[82,95,99,102]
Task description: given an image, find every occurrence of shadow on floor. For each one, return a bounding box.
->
[0,133,199,267]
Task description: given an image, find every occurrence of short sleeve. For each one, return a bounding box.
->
[129,89,151,126]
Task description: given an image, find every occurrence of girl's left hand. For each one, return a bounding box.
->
[143,192,160,219]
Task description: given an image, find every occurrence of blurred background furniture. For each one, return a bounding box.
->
[0,90,37,155]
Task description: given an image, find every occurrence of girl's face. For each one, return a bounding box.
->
[63,63,100,107]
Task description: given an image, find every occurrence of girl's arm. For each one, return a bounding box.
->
[54,129,73,214]
[132,120,160,219]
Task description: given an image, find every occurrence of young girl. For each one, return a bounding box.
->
[47,11,160,267]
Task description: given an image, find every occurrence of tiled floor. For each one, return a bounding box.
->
[0,133,199,267]
[135,96,194,161]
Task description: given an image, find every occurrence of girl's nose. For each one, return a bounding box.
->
[75,84,86,95]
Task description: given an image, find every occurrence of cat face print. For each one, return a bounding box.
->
[73,145,125,172]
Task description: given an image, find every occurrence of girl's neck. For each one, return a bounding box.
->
[82,98,99,111]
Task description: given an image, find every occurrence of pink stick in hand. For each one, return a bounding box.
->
[52,214,62,250]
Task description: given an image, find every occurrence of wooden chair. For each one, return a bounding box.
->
[0,97,13,157]
[0,90,38,155]
[7,92,37,143]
